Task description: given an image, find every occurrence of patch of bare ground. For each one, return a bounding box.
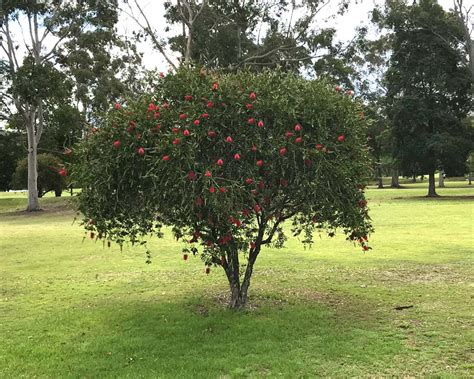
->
[2,200,75,217]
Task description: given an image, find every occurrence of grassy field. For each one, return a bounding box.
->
[1,183,473,378]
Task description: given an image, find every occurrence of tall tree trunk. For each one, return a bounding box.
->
[391,167,400,188]
[438,170,445,188]
[26,115,40,211]
[412,174,417,183]
[427,171,438,197]
[469,171,472,185]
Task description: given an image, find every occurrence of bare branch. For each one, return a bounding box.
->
[121,0,178,70]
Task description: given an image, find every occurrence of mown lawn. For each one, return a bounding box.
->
[0,183,473,377]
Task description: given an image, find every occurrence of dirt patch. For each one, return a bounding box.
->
[1,201,76,217]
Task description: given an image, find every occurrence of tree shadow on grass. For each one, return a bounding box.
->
[3,294,405,378]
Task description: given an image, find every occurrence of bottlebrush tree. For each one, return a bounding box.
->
[72,69,373,309]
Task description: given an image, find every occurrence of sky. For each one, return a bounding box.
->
[118,0,457,72]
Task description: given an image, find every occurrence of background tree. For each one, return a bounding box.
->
[12,153,67,197]
[376,0,472,197]
[0,0,131,211]
[72,69,373,309]
[0,129,24,191]
[124,0,362,77]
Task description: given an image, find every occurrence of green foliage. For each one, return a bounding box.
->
[73,69,373,271]
[0,130,24,191]
[382,0,473,178]
[12,153,66,197]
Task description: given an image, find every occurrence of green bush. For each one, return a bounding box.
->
[12,153,67,197]
[73,69,373,308]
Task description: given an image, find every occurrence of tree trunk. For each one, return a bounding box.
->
[412,174,417,183]
[469,172,472,185]
[377,164,383,188]
[438,170,445,188]
[427,171,438,197]
[391,168,400,188]
[26,116,40,211]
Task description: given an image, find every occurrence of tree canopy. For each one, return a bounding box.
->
[73,68,373,308]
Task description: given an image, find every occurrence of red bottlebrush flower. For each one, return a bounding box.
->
[295,137,303,144]
[249,92,256,100]
[63,148,72,156]
[154,112,161,119]
[247,117,255,125]
[256,160,263,167]
[129,120,136,128]
[217,159,224,166]
[137,147,145,156]
[58,168,67,177]
[242,208,250,217]
[245,103,253,110]
[294,124,302,132]
[362,245,369,251]
[346,90,354,96]
[362,235,368,241]
[179,113,186,120]
[207,131,216,138]
[114,103,121,110]
[212,82,219,90]
[205,267,211,274]
[251,145,257,152]
[257,181,265,190]
[183,253,188,261]
[279,147,287,156]
[257,120,264,128]
[226,136,233,143]
[162,155,170,161]
[159,72,165,78]
[187,171,196,181]
[201,113,209,119]
[172,138,181,145]
[207,101,214,108]
[173,129,180,135]
[209,186,216,193]
[335,85,342,92]
[205,170,212,177]
[183,129,190,136]
[338,134,345,142]
[245,178,253,185]
[162,102,170,109]
[253,204,261,213]
[127,126,135,134]
[280,179,289,187]
[135,133,142,140]
[184,95,193,101]
[221,102,226,107]
[285,131,294,138]
[195,197,204,206]
[358,199,367,207]
[148,103,155,111]
[219,187,226,193]
[234,153,241,160]
[316,144,323,151]
[193,119,200,126]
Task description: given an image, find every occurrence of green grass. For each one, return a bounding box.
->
[1,183,473,377]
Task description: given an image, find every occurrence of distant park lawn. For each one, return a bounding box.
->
[0,182,472,377]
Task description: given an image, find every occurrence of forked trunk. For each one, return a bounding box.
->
[427,171,438,197]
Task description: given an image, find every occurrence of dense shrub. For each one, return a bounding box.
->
[13,153,67,197]
[73,69,373,308]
